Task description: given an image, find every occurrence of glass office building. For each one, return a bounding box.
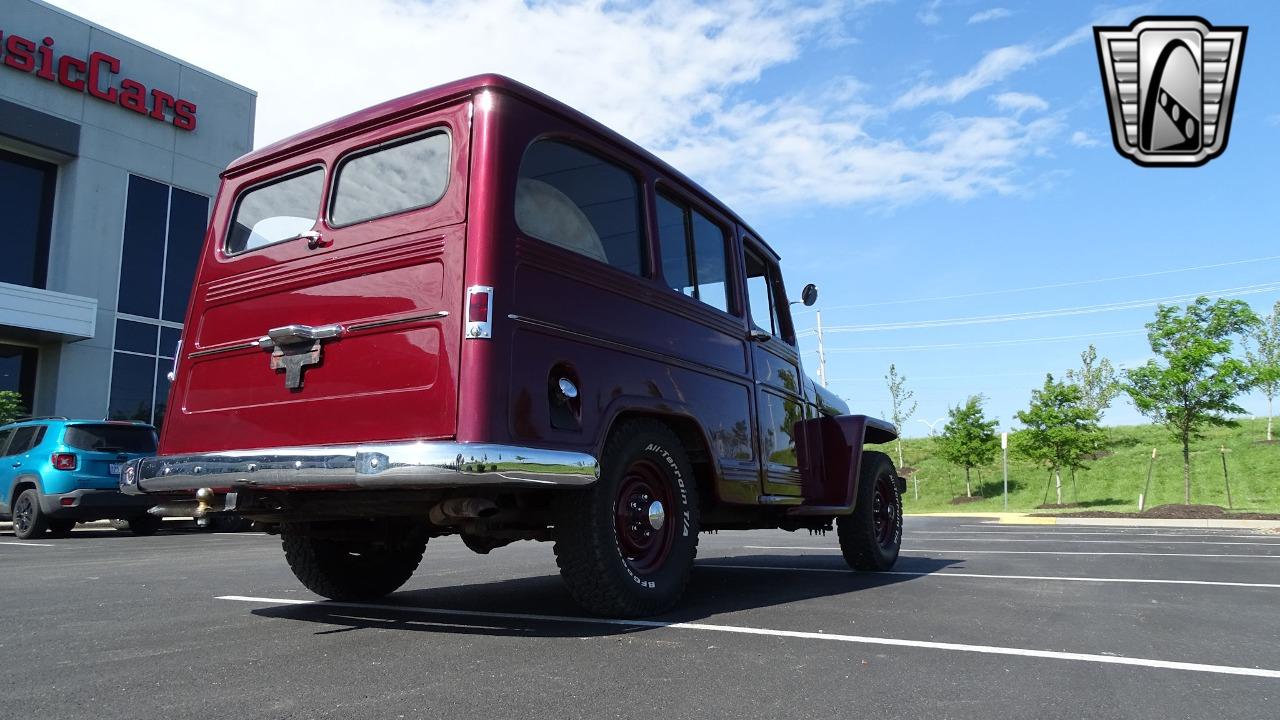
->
[0,0,255,425]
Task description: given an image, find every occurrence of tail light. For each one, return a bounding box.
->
[51,453,78,471]
[465,285,493,339]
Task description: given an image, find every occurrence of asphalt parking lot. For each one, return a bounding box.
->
[3,516,1277,720]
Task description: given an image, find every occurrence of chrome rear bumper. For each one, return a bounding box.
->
[120,442,598,495]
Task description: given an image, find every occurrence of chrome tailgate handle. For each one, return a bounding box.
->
[259,323,343,348]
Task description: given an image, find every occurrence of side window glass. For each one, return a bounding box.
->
[656,194,692,297]
[745,250,775,334]
[6,427,37,456]
[516,140,644,276]
[655,191,730,313]
[226,167,324,254]
[330,131,450,226]
[0,429,13,456]
[690,210,729,313]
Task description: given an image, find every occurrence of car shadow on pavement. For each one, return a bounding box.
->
[246,554,964,639]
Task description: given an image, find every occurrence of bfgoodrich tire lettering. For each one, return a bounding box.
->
[837,451,902,571]
[554,419,700,617]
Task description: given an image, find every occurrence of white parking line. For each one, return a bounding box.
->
[217,595,1280,679]
[0,540,56,547]
[909,538,1280,546]
[699,563,1280,589]
[744,546,1280,559]
[914,530,1272,540]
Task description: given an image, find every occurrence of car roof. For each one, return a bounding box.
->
[0,419,155,431]
[224,74,779,261]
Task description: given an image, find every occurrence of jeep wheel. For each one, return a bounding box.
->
[837,451,902,571]
[554,420,699,617]
[128,515,164,536]
[282,525,426,601]
[12,489,49,540]
[47,519,76,538]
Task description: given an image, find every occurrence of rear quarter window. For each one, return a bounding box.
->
[329,131,451,226]
[515,140,645,276]
[226,167,324,254]
[63,425,157,454]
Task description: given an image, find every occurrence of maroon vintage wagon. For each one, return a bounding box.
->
[121,75,903,617]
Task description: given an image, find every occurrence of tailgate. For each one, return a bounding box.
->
[161,101,472,455]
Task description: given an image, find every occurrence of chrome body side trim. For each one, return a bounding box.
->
[120,442,598,495]
[347,311,449,332]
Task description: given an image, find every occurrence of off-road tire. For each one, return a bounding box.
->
[837,451,903,571]
[128,515,164,536]
[554,420,700,617]
[12,489,49,540]
[282,528,426,601]
[46,519,76,537]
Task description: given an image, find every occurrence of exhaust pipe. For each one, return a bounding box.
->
[429,497,499,525]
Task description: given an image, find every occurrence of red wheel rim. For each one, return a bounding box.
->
[873,475,898,549]
[614,458,676,575]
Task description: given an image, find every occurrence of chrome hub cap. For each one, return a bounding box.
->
[647,500,666,531]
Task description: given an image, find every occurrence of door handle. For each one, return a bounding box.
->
[298,231,328,250]
[748,328,771,342]
[11,462,19,468]
[258,323,344,349]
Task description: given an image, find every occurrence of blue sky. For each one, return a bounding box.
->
[57,0,1280,435]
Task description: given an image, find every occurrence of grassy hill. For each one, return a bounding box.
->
[894,418,1279,514]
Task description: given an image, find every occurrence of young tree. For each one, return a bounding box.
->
[0,390,23,425]
[1124,297,1259,504]
[1245,300,1280,442]
[937,395,999,497]
[885,363,917,467]
[1065,344,1121,415]
[1014,374,1106,505]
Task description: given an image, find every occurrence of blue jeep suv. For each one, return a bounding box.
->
[0,418,160,539]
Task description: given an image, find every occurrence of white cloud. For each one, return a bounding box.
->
[1070,130,1100,147]
[918,0,944,26]
[992,92,1048,114]
[968,7,1011,24]
[51,0,1068,209]
[895,4,1153,109]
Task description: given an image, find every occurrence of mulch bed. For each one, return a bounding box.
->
[1033,503,1280,521]
[1036,503,1081,509]
[949,495,985,505]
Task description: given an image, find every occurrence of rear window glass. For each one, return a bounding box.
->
[515,140,644,276]
[226,167,324,254]
[63,425,157,454]
[330,131,451,226]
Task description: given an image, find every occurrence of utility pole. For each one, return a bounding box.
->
[1001,431,1009,511]
[815,309,827,386]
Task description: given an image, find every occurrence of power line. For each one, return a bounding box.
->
[802,328,1145,354]
[826,370,1053,383]
[794,253,1280,315]
[797,282,1280,336]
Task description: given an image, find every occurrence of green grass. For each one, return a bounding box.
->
[895,418,1279,514]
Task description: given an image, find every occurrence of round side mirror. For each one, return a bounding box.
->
[801,283,819,307]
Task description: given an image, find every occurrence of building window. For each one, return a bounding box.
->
[108,320,178,426]
[0,344,38,414]
[515,140,645,276]
[0,149,56,290]
[117,175,210,322]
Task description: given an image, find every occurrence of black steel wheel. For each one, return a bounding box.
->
[554,419,700,617]
[12,489,48,540]
[837,451,903,571]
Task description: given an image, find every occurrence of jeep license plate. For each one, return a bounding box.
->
[109,463,123,475]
